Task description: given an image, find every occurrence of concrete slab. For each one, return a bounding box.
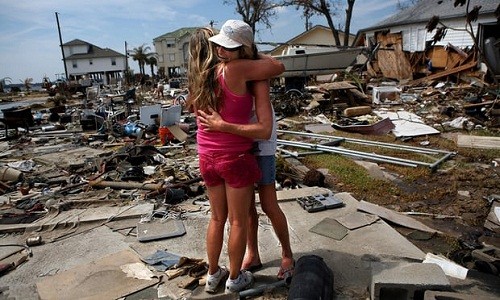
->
[1,188,495,299]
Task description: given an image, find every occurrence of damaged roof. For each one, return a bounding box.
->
[361,0,499,32]
[63,39,125,59]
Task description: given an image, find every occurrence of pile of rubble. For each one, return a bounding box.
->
[0,70,499,299]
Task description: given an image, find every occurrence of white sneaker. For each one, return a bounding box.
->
[225,270,254,294]
[205,266,229,293]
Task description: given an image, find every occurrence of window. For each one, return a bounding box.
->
[166,41,175,48]
[169,54,175,62]
[89,59,93,65]
[72,60,77,68]
[111,58,116,66]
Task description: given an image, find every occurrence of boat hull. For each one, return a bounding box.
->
[275,47,364,77]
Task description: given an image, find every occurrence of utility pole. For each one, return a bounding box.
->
[125,41,129,86]
[55,12,68,81]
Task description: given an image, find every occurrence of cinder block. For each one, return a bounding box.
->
[424,290,499,300]
[371,263,450,300]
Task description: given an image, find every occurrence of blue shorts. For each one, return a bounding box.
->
[199,152,261,188]
[256,155,275,185]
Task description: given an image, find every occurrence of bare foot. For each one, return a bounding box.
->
[242,256,262,271]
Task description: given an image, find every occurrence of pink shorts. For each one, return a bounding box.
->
[199,152,261,188]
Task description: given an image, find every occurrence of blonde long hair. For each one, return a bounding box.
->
[187,28,258,112]
[187,27,220,112]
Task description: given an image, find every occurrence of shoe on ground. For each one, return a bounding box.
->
[205,266,229,293]
[225,270,254,294]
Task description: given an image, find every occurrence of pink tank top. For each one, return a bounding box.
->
[196,72,254,154]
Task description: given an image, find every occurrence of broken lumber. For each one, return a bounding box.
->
[409,61,477,85]
[89,179,163,190]
[456,134,500,150]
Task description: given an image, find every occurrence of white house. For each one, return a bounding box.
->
[359,0,498,52]
[62,39,126,85]
[356,0,499,80]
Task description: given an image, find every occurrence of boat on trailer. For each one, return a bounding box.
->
[274,46,365,77]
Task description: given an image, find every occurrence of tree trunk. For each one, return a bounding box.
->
[344,0,355,46]
[325,11,341,46]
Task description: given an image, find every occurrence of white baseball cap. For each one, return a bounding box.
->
[208,19,254,49]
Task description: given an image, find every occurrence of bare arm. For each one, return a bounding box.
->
[197,80,273,140]
[228,55,284,81]
[222,55,284,96]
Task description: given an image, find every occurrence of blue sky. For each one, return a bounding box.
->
[0,0,400,83]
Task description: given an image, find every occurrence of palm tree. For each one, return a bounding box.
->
[0,77,12,93]
[130,44,156,76]
[21,77,33,92]
[147,56,158,78]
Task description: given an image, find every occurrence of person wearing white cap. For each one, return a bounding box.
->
[187,23,284,294]
[204,19,295,284]
[208,19,255,50]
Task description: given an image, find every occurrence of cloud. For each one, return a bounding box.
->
[0,0,400,81]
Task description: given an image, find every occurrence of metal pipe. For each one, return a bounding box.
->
[277,139,421,167]
[429,151,455,171]
[277,129,453,155]
[277,148,323,158]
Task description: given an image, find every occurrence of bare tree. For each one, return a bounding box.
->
[344,0,355,46]
[224,0,282,36]
[284,0,356,47]
[303,6,314,31]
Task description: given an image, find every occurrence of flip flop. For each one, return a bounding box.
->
[277,260,295,284]
[242,263,263,272]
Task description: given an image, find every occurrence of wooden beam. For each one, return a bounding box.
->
[409,61,477,85]
[456,134,500,150]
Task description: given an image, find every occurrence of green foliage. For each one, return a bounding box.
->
[130,44,156,76]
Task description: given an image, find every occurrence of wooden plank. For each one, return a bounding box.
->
[409,60,477,85]
[376,32,413,81]
[462,100,496,109]
[428,46,448,68]
[446,51,465,69]
[319,81,357,91]
[344,106,372,117]
[456,134,500,150]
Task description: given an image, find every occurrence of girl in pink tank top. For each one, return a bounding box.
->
[187,22,284,294]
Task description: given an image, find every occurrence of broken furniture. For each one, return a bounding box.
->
[0,106,34,138]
